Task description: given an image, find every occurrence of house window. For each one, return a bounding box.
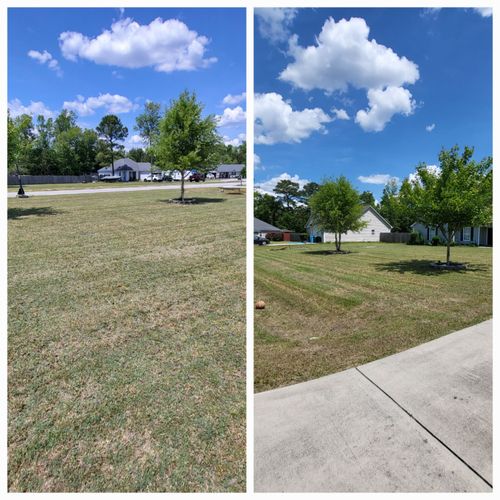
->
[462,227,471,242]
[371,229,375,235]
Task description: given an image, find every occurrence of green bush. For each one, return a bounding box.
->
[431,235,442,246]
[408,231,424,245]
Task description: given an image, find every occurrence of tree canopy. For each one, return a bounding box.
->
[309,177,367,251]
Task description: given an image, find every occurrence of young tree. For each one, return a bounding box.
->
[412,145,492,264]
[309,177,367,251]
[155,91,221,202]
[96,115,128,176]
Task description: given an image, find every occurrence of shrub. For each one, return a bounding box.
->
[266,232,283,241]
[431,235,442,246]
[408,231,424,245]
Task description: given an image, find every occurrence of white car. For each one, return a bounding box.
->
[143,174,162,182]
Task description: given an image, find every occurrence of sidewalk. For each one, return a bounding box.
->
[254,320,492,492]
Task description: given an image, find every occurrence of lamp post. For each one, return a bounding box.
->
[16,165,27,197]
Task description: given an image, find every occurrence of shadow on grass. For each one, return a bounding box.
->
[303,250,354,256]
[374,259,489,275]
[158,197,226,205]
[8,207,62,220]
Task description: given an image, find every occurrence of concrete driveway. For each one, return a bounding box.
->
[7,180,245,198]
[255,320,492,492]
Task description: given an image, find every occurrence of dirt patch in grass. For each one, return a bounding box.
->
[255,242,492,392]
[8,187,245,492]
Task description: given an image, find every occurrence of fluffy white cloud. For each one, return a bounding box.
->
[28,49,62,77]
[217,106,246,127]
[8,98,54,118]
[355,86,416,132]
[130,134,143,144]
[63,93,137,116]
[59,17,217,72]
[358,174,399,185]
[223,133,246,147]
[473,8,492,17]
[425,123,436,132]
[255,92,331,145]
[280,17,419,93]
[255,172,310,196]
[254,154,261,165]
[408,164,441,184]
[255,8,297,43]
[222,92,246,105]
[331,108,350,120]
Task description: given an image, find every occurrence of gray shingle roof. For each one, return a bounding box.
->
[254,217,283,233]
[216,164,244,173]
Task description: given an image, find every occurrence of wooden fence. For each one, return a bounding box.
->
[380,232,411,244]
[8,174,95,186]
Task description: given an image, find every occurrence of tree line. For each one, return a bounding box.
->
[255,146,492,263]
[8,92,246,178]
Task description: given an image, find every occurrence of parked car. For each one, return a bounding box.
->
[254,235,270,246]
[189,172,206,182]
[143,173,163,182]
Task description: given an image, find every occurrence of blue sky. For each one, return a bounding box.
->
[254,8,492,200]
[8,8,246,150]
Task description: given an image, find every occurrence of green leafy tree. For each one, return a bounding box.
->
[54,109,78,135]
[155,91,221,202]
[254,192,283,226]
[96,115,128,176]
[301,182,320,202]
[309,177,367,251]
[128,147,148,163]
[8,113,35,175]
[135,101,162,179]
[412,145,492,264]
[359,190,376,207]
[274,179,301,209]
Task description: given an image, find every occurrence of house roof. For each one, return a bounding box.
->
[216,164,244,173]
[254,217,284,233]
[98,158,154,173]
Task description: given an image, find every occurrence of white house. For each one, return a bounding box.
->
[307,205,392,243]
[411,222,492,246]
[97,158,159,181]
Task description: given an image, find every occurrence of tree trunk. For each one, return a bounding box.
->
[180,172,185,202]
[337,233,342,252]
[111,144,114,176]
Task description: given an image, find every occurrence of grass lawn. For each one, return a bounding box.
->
[8,187,245,492]
[254,242,492,392]
[8,179,240,192]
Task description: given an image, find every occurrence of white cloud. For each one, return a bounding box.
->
[63,93,137,116]
[223,133,246,147]
[28,49,62,77]
[255,8,297,43]
[222,92,246,105]
[409,164,441,184]
[255,172,310,196]
[425,123,436,132]
[8,98,54,118]
[420,8,442,19]
[358,173,399,185]
[355,86,416,132]
[130,134,143,144]
[59,17,217,72]
[331,108,350,120]
[217,106,246,127]
[280,17,419,93]
[255,92,331,145]
[254,154,261,165]
[473,8,492,17]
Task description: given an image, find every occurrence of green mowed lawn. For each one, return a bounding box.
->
[255,242,492,392]
[8,187,245,492]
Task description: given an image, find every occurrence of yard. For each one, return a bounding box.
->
[8,187,246,492]
[254,242,492,392]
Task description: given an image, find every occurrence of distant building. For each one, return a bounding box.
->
[97,158,159,181]
[213,164,244,179]
[411,223,492,246]
[307,205,392,243]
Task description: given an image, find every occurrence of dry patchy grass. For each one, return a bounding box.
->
[8,187,245,492]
